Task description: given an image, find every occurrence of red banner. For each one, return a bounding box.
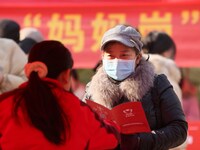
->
[187,121,200,150]
[0,1,200,68]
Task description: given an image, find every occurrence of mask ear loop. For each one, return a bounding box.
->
[146,54,150,61]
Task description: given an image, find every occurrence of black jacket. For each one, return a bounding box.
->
[121,74,188,150]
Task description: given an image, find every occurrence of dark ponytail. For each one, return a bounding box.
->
[22,71,69,144]
[13,72,69,144]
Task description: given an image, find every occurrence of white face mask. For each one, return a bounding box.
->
[103,59,136,81]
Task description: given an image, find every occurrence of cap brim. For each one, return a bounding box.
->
[101,36,139,51]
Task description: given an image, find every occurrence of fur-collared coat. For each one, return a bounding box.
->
[84,58,155,109]
[83,58,188,150]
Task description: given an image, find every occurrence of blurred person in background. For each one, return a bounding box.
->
[142,31,182,101]
[19,38,37,55]
[0,19,39,56]
[142,30,191,150]
[70,69,86,99]
[142,31,176,60]
[0,19,20,44]
[0,38,27,94]
[0,40,119,150]
[19,27,44,55]
[180,73,200,121]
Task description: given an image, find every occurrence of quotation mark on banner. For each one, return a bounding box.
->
[181,10,200,25]
[23,13,42,27]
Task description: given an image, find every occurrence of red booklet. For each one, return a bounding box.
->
[86,100,151,134]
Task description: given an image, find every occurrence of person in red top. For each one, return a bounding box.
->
[0,40,119,150]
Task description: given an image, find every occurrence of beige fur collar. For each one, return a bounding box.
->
[87,58,155,108]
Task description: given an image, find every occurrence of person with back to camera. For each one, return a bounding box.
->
[83,24,188,150]
[142,31,182,102]
[0,40,119,149]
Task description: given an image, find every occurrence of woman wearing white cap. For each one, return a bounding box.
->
[83,24,188,150]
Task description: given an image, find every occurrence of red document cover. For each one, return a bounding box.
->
[86,100,151,134]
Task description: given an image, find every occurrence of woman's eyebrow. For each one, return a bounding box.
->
[121,49,130,53]
[105,49,115,53]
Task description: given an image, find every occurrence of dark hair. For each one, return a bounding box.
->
[0,19,20,43]
[93,60,102,73]
[142,31,176,57]
[71,69,79,81]
[28,40,73,78]
[0,40,73,144]
[19,38,37,54]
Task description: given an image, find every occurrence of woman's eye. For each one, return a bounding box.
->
[122,54,129,57]
[105,55,113,59]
